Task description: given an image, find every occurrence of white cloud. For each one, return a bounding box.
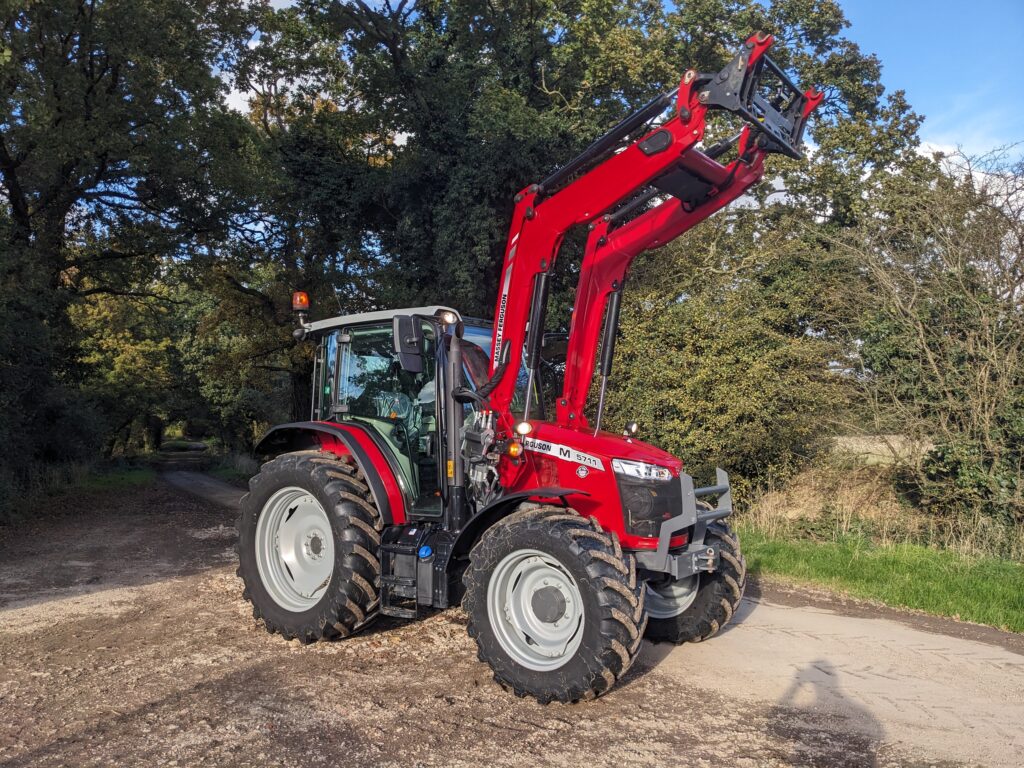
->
[917,82,1023,158]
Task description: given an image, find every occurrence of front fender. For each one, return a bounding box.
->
[450,487,590,558]
[254,421,405,525]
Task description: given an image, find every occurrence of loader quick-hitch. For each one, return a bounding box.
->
[240,33,822,704]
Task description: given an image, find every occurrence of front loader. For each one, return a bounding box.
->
[237,33,822,703]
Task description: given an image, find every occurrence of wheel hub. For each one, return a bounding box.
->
[531,585,567,623]
[487,549,585,671]
[304,531,326,560]
[255,487,335,612]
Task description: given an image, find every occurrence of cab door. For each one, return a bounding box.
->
[334,320,442,518]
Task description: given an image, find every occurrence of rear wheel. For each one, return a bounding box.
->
[644,521,745,644]
[463,505,646,703]
[237,450,382,642]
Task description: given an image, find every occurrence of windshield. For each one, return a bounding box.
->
[338,324,435,426]
[463,323,561,419]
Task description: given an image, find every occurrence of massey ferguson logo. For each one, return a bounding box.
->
[493,253,515,367]
[523,437,605,471]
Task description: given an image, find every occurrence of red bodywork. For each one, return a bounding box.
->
[505,422,686,550]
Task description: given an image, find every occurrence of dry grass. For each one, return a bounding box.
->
[742,461,1024,561]
[831,434,932,467]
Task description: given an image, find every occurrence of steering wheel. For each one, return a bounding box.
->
[374,392,414,422]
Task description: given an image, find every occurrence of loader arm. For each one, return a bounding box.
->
[557,129,769,427]
[486,32,822,433]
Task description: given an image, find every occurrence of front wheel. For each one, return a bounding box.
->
[463,505,646,704]
[644,521,746,644]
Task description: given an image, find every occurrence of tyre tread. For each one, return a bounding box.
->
[644,521,746,645]
[236,450,383,643]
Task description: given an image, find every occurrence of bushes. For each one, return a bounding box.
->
[846,151,1024,533]
[906,441,1023,529]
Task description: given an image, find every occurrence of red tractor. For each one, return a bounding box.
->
[238,34,821,703]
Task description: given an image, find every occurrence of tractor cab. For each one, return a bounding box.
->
[302,307,525,522]
[304,307,458,520]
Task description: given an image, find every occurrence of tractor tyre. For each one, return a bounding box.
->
[463,505,646,704]
[236,450,382,642]
[644,520,745,644]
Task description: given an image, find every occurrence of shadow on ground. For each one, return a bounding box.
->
[0,480,236,613]
[768,659,886,767]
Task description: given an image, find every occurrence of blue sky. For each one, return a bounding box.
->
[841,0,1024,154]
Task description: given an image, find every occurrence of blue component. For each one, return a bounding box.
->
[417,545,433,560]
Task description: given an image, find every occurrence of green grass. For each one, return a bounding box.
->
[78,466,157,492]
[738,525,1024,632]
[159,439,210,452]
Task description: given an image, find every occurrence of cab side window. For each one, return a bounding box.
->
[336,322,439,511]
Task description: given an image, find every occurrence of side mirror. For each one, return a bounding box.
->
[392,315,423,373]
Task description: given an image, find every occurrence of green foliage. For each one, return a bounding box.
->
[603,211,849,482]
[910,442,1023,528]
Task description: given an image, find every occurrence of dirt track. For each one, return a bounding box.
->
[1,473,1021,767]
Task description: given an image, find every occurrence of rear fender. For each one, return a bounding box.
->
[451,487,590,559]
[254,421,405,524]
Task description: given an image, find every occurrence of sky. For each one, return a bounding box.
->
[840,0,1024,155]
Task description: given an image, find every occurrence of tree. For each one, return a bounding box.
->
[0,0,252,491]
[844,150,1024,529]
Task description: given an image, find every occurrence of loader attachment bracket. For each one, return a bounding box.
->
[697,33,823,160]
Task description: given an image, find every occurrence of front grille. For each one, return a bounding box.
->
[617,475,682,538]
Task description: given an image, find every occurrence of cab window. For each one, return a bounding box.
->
[337,322,439,511]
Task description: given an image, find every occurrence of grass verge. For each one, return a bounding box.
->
[207,465,250,487]
[738,525,1024,633]
[78,466,157,492]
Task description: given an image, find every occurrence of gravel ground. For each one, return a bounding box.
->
[0,477,1021,767]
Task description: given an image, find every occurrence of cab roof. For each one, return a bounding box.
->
[305,306,461,335]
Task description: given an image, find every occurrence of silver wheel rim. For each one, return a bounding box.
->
[255,486,335,612]
[646,576,699,619]
[486,548,585,671]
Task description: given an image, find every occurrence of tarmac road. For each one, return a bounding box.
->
[0,471,1020,767]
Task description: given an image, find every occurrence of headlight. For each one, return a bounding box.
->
[612,458,673,482]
